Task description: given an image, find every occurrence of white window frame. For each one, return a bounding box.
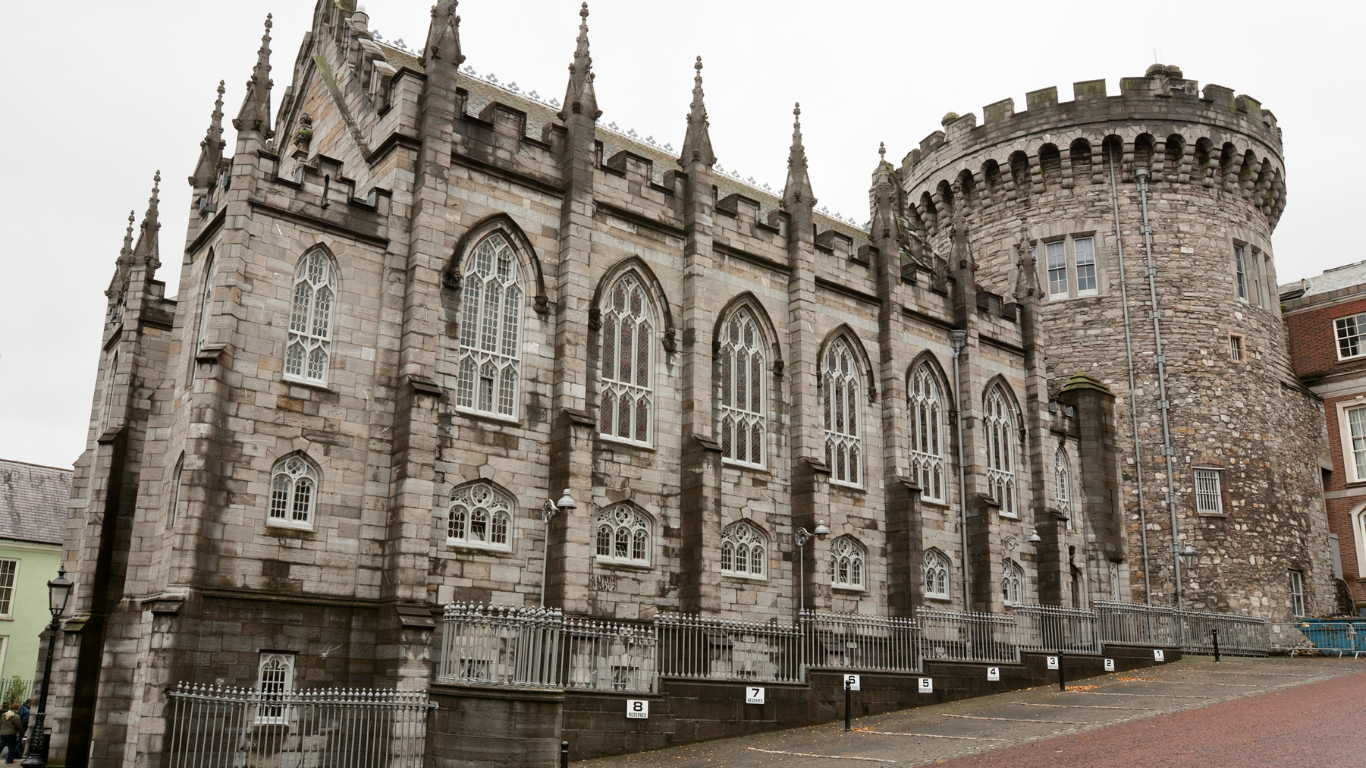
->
[923,548,951,601]
[1336,400,1366,484]
[1045,240,1068,298]
[598,273,656,447]
[1056,445,1072,529]
[0,559,18,619]
[1335,313,1366,361]
[1002,559,1024,606]
[594,505,652,567]
[255,652,296,725]
[829,536,867,591]
[1352,503,1366,579]
[1074,236,1097,296]
[822,338,863,488]
[197,253,216,352]
[1193,467,1223,515]
[1234,245,1249,302]
[284,249,338,387]
[455,233,524,421]
[909,364,947,503]
[268,454,319,530]
[717,308,766,469]
[1289,570,1306,618]
[720,520,768,580]
[984,386,1019,518]
[447,483,515,552]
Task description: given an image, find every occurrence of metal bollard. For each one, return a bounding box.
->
[1212,628,1221,663]
[844,678,852,732]
[1058,651,1066,692]
[561,740,569,768]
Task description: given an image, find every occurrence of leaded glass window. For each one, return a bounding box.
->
[924,548,950,600]
[718,308,766,468]
[197,253,216,351]
[285,249,337,386]
[455,233,524,419]
[256,653,295,724]
[822,338,862,487]
[447,482,514,551]
[985,386,1019,518]
[1056,445,1071,530]
[268,454,318,530]
[720,520,767,579]
[909,363,946,502]
[598,274,655,446]
[595,505,652,566]
[830,536,866,590]
[1002,559,1024,606]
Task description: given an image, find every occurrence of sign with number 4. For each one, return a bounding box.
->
[1154,649,1165,662]
[987,667,1000,682]
[747,687,765,705]
[918,677,933,693]
[844,675,860,691]
[1104,658,1115,672]
[627,700,649,719]
[1047,656,1059,670]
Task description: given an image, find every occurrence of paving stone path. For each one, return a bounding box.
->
[575,657,1365,767]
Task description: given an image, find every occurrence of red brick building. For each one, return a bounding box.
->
[1283,262,1366,609]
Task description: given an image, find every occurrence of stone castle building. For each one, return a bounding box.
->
[49,1,1329,764]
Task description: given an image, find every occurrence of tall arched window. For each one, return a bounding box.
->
[1002,559,1024,606]
[168,453,185,528]
[595,505,652,566]
[269,453,319,530]
[197,253,216,352]
[447,483,514,551]
[984,385,1018,518]
[285,249,337,386]
[720,520,768,579]
[598,274,655,446]
[1056,445,1072,530]
[829,536,866,590]
[718,308,766,468]
[924,548,951,600]
[822,337,862,487]
[102,352,118,431]
[456,233,524,418]
[909,363,947,502]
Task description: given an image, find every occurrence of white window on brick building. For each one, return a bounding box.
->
[717,308,766,468]
[196,252,216,352]
[0,559,17,618]
[1056,445,1072,530]
[984,385,1019,518]
[1002,559,1024,606]
[924,548,951,601]
[1046,241,1068,298]
[1234,245,1249,302]
[256,652,296,724]
[455,233,524,419]
[1193,467,1223,515]
[268,454,319,530]
[720,520,767,579]
[598,274,655,447]
[447,483,514,552]
[285,249,337,386]
[909,363,947,502]
[1335,313,1366,360]
[169,452,185,528]
[822,337,863,488]
[830,536,866,590]
[1289,570,1306,618]
[1340,404,1366,483]
[595,505,651,566]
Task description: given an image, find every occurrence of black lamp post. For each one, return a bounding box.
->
[22,568,72,768]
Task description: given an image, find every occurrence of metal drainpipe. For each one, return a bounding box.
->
[1110,149,1153,606]
[1134,165,1183,610]
[951,329,971,608]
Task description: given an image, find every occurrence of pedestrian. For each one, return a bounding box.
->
[0,703,21,764]
[16,700,28,758]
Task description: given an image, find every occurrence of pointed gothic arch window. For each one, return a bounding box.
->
[169,452,185,528]
[720,520,768,579]
[1056,445,1072,530]
[268,453,319,530]
[909,363,947,502]
[829,536,867,590]
[984,385,1019,518]
[598,273,655,447]
[447,482,514,551]
[718,307,766,468]
[594,505,652,566]
[822,337,862,487]
[924,548,951,601]
[1002,559,1024,606]
[197,253,216,352]
[285,249,338,386]
[102,351,118,431]
[455,233,524,419]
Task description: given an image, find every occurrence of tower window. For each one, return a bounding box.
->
[1193,468,1223,515]
[1234,245,1248,302]
[1046,241,1068,298]
[1074,237,1097,295]
[284,249,338,386]
[1229,334,1244,362]
[1289,570,1306,618]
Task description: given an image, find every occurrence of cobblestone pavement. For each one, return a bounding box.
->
[576,657,1365,767]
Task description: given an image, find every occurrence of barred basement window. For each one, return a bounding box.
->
[924,548,950,600]
[256,652,296,724]
[909,363,947,503]
[1234,245,1248,302]
[829,536,866,590]
[1055,446,1071,530]
[1335,313,1366,360]
[718,308,766,468]
[448,483,514,552]
[285,249,337,386]
[1289,570,1306,618]
[1002,559,1024,606]
[595,505,651,566]
[984,385,1018,518]
[598,274,655,447]
[720,520,768,579]
[268,454,318,530]
[822,338,862,488]
[1193,468,1223,515]
[455,233,524,419]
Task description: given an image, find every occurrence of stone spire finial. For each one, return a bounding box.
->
[107,211,137,299]
[559,3,601,121]
[869,143,897,241]
[424,0,465,67]
[190,80,227,188]
[783,103,815,208]
[233,14,275,138]
[879,142,886,162]
[131,172,162,270]
[678,56,716,167]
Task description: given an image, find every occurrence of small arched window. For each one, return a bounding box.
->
[1056,445,1072,529]
[197,253,216,352]
[285,249,338,386]
[720,520,768,579]
[718,308,766,468]
[984,385,1018,518]
[456,233,524,419]
[829,536,866,590]
[595,505,652,566]
[1002,559,1024,606]
[447,483,514,551]
[598,274,655,446]
[255,652,295,724]
[924,548,951,600]
[168,452,185,528]
[269,454,319,529]
[909,363,947,502]
[822,337,862,487]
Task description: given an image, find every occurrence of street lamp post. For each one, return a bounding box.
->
[22,568,72,768]
[538,490,578,608]
[794,520,830,615]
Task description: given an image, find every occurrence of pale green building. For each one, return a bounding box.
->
[0,459,68,701]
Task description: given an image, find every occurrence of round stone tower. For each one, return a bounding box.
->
[900,64,1330,621]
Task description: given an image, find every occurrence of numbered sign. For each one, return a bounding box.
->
[1104,658,1115,672]
[844,674,861,691]
[746,687,766,705]
[1154,649,1165,662]
[1047,656,1059,670]
[627,699,649,719]
[918,677,934,693]
[987,667,1000,682]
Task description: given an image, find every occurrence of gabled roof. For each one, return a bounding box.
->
[1279,259,1366,305]
[0,459,70,546]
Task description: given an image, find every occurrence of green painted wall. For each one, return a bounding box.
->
[0,539,61,696]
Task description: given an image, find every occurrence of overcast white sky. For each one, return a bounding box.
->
[1,1,1358,469]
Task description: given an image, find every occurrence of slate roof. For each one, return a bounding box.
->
[1279,259,1366,303]
[0,459,70,546]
